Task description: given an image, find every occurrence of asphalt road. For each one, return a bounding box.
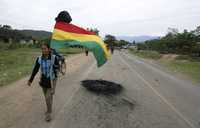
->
[0,51,200,128]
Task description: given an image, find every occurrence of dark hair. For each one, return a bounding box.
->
[55,11,72,23]
[42,42,50,49]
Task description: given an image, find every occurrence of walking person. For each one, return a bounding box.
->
[27,43,59,122]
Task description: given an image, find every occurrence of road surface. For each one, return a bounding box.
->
[0,51,200,128]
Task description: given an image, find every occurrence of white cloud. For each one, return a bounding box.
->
[0,0,200,36]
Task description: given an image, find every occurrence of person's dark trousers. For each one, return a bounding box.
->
[42,87,53,114]
[41,78,57,121]
[85,50,88,56]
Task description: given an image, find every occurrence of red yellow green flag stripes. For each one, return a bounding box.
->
[50,22,110,67]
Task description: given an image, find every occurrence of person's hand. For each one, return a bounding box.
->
[27,81,32,86]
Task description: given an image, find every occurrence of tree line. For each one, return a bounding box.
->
[104,34,133,48]
[0,24,132,49]
[137,26,200,57]
[0,25,33,43]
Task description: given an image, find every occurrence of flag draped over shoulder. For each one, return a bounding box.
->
[50,22,110,67]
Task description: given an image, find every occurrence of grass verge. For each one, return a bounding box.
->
[129,48,161,60]
[0,46,84,86]
[159,57,200,83]
[129,48,200,83]
[0,48,40,86]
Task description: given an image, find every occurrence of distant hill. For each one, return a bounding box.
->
[1,24,158,43]
[20,30,52,40]
[116,35,159,43]
[0,24,52,42]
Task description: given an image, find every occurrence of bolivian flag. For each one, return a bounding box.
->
[50,22,110,67]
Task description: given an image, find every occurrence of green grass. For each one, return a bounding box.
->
[160,58,200,83]
[0,46,84,86]
[129,48,161,60]
[129,48,200,83]
[0,48,40,86]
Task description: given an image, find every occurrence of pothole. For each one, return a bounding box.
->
[81,79,123,95]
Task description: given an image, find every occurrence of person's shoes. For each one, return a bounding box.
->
[45,113,52,122]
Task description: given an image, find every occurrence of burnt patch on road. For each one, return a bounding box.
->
[81,79,123,95]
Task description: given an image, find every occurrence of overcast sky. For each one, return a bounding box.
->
[0,0,200,36]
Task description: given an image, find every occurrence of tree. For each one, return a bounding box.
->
[167,27,179,35]
[2,25,12,30]
[192,26,200,41]
[118,40,129,47]
[191,42,200,57]
[0,25,29,43]
[88,28,99,35]
[91,28,99,35]
[136,26,200,56]
[137,43,147,51]
[104,34,116,46]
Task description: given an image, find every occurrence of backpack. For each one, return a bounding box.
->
[51,49,66,75]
